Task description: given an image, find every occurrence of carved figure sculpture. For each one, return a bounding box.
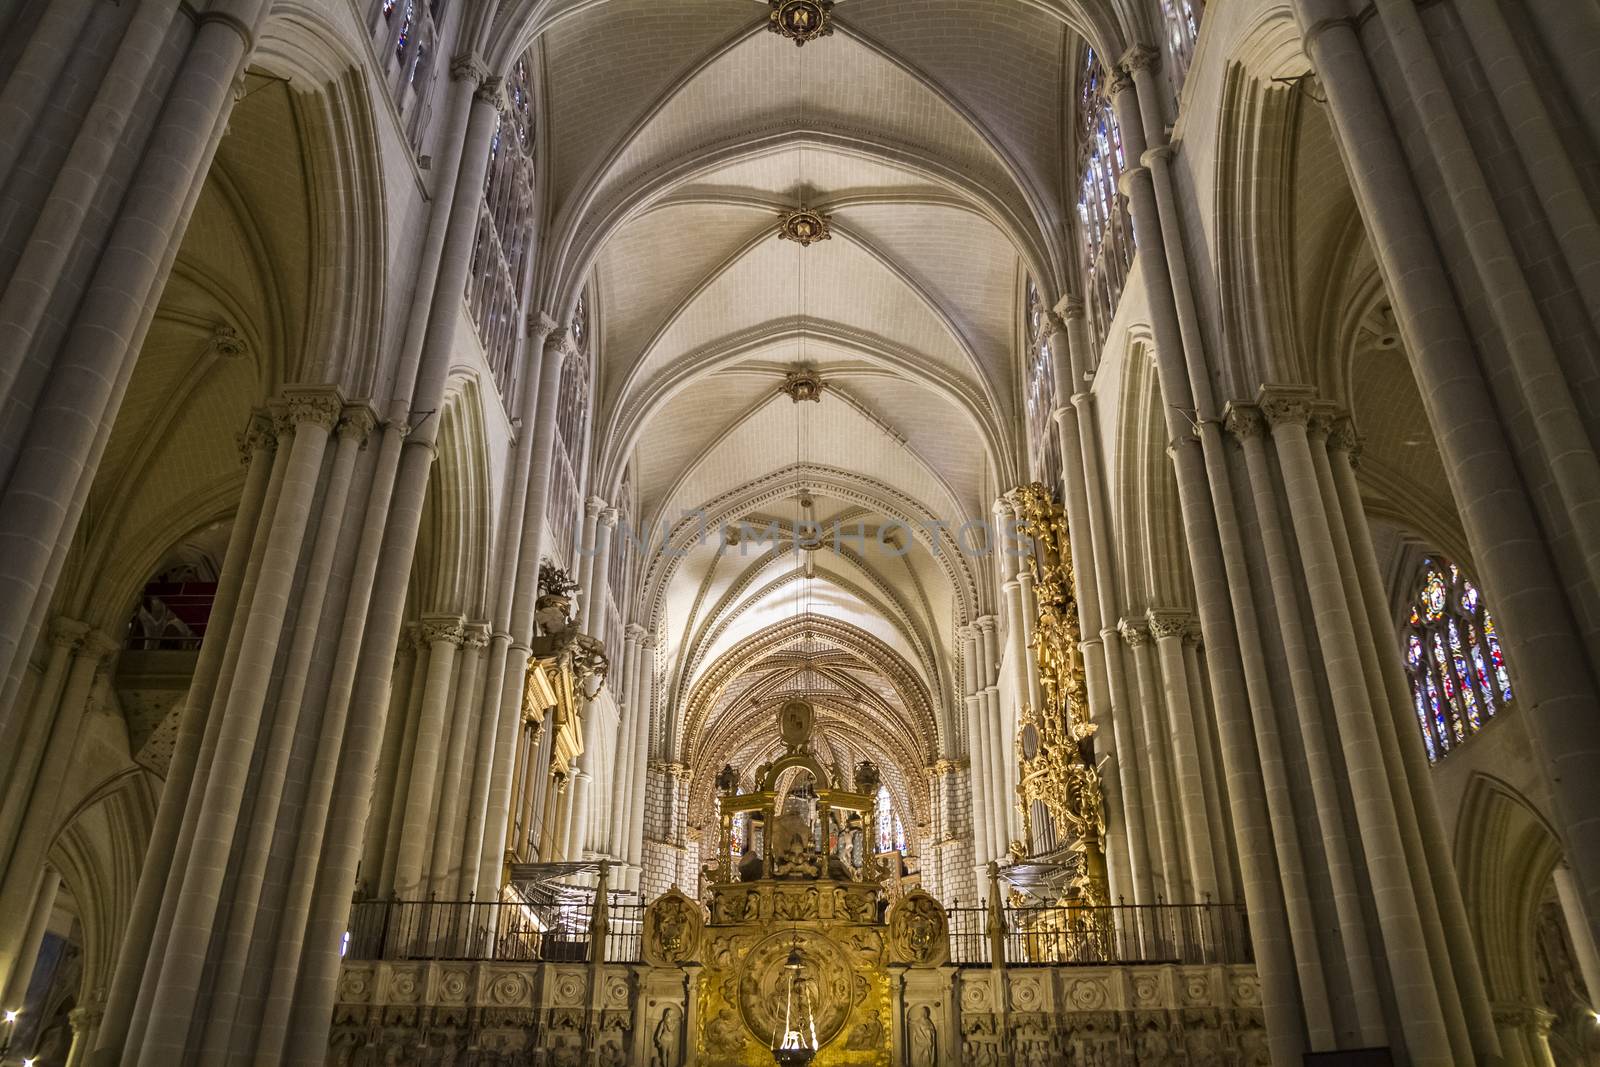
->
[909,1005,938,1067]
[651,1007,680,1067]
[845,1009,885,1050]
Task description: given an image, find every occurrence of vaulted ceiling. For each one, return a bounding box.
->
[499,0,1100,815]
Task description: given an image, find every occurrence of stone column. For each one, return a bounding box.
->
[976,617,1009,862]
[1260,388,1455,1064]
[377,628,429,895]
[392,615,466,897]
[133,388,343,1066]
[0,867,57,1012]
[1226,403,1386,1043]
[960,625,991,881]
[0,0,272,723]
[478,329,570,897]
[362,631,420,895]
[994,499,1027,847]
[0,618,80,856]
[610,625,641,864]
[64,1002,103,1067]
[1111,55,1317,1058]
[627,636,656,878]
[429,622,490,897]
[460,311,557,896]
[1294,0,1600,962]
[1118,620,1185,902]
[93,411,277,1066]
[1322,415,1501,1055]
[575,498,604,631]
[1147,610,1219,903]
[195,404,372,1060]
[568,769,595,860]
[1554,864,1600,1013]
[1180,626,1236,902]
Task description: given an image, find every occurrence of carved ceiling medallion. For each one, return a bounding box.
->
[778,207,831,247]
[768,0,834,46]
[780,369,824,403]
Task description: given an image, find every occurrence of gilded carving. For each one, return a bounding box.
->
[886,890,950,967]
[643,887,706,966]
[1009,482,1108,904]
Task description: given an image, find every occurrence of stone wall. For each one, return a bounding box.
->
[327,958,1264,1065]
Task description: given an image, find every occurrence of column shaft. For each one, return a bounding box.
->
[1265,405,1454,1064]
[1149,618,1219,903]
[1232,409,1385,1044]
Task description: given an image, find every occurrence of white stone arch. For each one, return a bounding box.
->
[412,376,496,619]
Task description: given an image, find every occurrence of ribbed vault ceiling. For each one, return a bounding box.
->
[491,0,1107,825]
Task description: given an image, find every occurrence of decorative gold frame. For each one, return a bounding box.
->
[1010,482,1108,904]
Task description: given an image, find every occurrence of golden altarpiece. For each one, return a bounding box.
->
[639,697,952,1067]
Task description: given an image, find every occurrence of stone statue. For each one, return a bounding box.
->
[651,1006,680,1067]
[909,1005,938,1067]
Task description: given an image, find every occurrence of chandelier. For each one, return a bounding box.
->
[768,0,834,46]
[771,943,819,1064]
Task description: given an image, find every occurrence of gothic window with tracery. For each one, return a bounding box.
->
[1161,0,1205,103]
[465,55,537,402]
[1024,279,1063,495]
[1401,557,1513,762]
[368,0,440,151]
[1075,48,1135,350]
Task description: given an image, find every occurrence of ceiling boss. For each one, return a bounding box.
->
[767,0,835,46]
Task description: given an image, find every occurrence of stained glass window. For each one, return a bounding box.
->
[1075,49,1135,351]
[1402,557,1513,762]
[874,785,905,854]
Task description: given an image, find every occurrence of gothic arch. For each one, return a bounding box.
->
[1454,774,1567,1062]
[413,377,496,619]
[46,770,158,1011]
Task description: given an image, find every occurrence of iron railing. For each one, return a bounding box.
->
[946,903,1250,967]
[345,895,644,964]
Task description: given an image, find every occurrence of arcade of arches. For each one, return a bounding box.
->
[2,0,1600,1064]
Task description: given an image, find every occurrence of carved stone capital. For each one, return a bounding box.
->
[462,622,492,651]
[278,387,345,433]
[545,327,574,359]
[449,52,490,85]
[1056,294,1085,321]
[1147,610,1190,641]
[1184,619,1204,647]
[82,629,122,664]
[50,617,91,651]
[236,409,277,465]
[474,76,505,108]
[1222,403,1264,442]
[337,403,380,445]
[1326,414,1361,455]
[1122,43,1162,76]
[1107,66,1135,98]
[419,614,467,648]
[1117,619,1149,647]
[1256,384,1317,430]
[528,311,560,341]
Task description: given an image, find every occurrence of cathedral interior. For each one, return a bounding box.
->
[2,0,1600,1064]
